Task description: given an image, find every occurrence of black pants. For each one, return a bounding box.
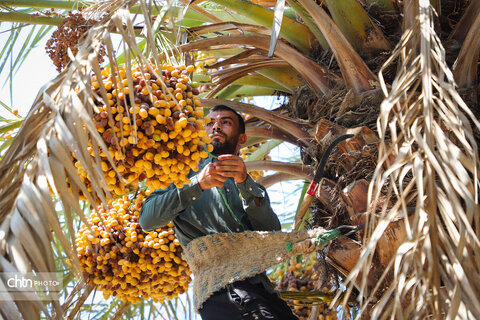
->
[199,279,298,320]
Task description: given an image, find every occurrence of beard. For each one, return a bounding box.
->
[211,132,239,156]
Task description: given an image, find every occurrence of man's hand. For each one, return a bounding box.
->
[197,163,227,190]
[197,155,248,190]
[214,155,247,184]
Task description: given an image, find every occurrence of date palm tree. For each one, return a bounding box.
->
[0,0,479,319]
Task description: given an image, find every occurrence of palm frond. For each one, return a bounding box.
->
[207,59,290,97]
[231,74,297,93]
[340,1,480,318]
[324,0,391,56]
[448,0,480,44]
[256,172,300,188]
[294,0,377,93]
[167,31,337,95]
[245,125,303,147]
[208,0,315,54]
[452,10,480,89]
[245,139,282,161]
[285,0,328,49]
[245,160,313,180]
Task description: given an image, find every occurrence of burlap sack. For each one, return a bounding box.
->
[183,227,327,312]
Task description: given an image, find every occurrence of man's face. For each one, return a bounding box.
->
[206,110,246,156]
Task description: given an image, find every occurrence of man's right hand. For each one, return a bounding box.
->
[197,163,227,190]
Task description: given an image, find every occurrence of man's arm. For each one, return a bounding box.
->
[139,175,203,231]
[139,159,228,231]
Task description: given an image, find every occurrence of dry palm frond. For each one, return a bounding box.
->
[256,172,299,188]
[245,160,313,180]
[0,0,185,318]
[246,126,301,147]
[448,0,480,44]
[111,301,132,320]
[452,9,480,89]
[64,282,94,320]
[340,1,480,319]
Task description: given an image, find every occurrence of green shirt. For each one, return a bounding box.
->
[139,157,282,292]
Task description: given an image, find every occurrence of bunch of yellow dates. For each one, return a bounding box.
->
[75,192,191,303]
[74,63,213,198]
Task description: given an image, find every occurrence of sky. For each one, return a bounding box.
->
[0,25,57,117]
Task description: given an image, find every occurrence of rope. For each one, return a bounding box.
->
[218,187,245,230]
[285,224,364,251]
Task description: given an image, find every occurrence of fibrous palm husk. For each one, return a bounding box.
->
[339,1,480,319]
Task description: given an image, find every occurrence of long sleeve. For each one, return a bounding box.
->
[139,175,203,231]
[236,175,281,232]
[139,157,281,248]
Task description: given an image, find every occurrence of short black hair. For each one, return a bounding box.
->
[210,104,245,134]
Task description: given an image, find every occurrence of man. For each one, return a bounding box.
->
[139,104,298,320]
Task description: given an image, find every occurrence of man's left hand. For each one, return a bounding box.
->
[214,155,247,184]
